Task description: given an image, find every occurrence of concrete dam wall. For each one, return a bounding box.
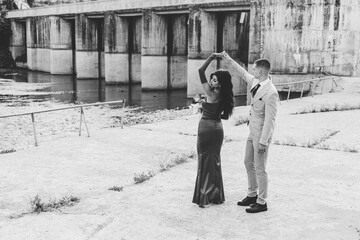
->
[6,0,360,97]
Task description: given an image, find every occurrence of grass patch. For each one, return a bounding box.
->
[30,195,80,213]
[294,103,360,114]
[108,186,123,192]
[112,108,193,127]
[134,171,155,184]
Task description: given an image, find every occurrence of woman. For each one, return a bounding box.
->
[192,53,234,208]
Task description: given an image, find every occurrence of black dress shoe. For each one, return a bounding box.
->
[245,203,267,213]
[237,196,258,206]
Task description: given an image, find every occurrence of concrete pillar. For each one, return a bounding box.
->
[104,12,128,83]
[26,18,36,71]
[141,10,168,90]
[76,14,104,79]
[248,1,262,67]
[105,13,142,84]
[10,20,27,68]
[131,17,142,83]
[187,7,217,97]
[245,1,263,104]
[49,16,73,74]
[168,14,188,89]
[219,11,250,96]
[26,17,51,72]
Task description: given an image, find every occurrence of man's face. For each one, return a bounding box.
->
[253,65,262,79]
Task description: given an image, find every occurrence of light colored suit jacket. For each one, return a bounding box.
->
[237,66,279,146]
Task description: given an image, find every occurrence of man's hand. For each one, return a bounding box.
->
[221,51,230,59]
[258,143,267,154]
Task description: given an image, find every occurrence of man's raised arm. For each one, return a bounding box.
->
[222,52,253,85]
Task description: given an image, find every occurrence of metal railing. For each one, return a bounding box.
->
[0,99,126,147]
[274,75,342,101]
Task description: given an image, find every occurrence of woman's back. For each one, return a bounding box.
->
[201,102,222,120]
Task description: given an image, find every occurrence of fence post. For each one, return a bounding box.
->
[300,83,305,99]
[31,113,38,146]
[79,107,83,136]
[287,85,291,101]
[321,79,325,94]
[121,99,126,129]
[79,107,90,137]
[311,81,316,97]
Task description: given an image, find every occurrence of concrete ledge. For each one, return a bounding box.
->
[6,0,249,19]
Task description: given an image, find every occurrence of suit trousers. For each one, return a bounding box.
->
[244,138,269,205]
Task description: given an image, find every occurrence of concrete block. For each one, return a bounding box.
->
[131,53,141,83]
[27,48,36,70]
[50,49,73,74]
[141,56,167,90]
[76,51,99,78]
[27,48,50,72]
[10,46,26,62]
[104,53,129,83]
[169,56,187,89]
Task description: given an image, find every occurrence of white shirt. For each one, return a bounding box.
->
[251,77,270,93]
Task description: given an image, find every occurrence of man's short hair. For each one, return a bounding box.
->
[254,59,271,71]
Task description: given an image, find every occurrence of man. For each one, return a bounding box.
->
[222,52,279,213]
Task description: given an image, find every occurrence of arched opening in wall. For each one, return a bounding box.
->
[163,13,189,90]
[213,10,250,96]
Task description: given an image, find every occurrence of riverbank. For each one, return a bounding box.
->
[0,77,359,239]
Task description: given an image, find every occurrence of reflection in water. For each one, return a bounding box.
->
[3,70,312,111]
[5,71,248,111]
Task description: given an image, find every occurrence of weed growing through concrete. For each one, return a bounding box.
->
[294,103,360,114]
[0,148,16,154]
[342,145,359,153]
[224,136,233,142]
[159,153,192,172]
[273,130,340,149]
[30,195,80,213]
[188,150,196,159]
[134,171,155,184]
[233,115,249,126]
[178,131,196,136]
[108,186,123,192]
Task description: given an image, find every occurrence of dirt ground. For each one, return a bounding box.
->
[0,77,359,240]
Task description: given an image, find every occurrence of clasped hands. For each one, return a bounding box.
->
[211,51,230,60]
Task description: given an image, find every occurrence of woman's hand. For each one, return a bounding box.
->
[213,53,223,59]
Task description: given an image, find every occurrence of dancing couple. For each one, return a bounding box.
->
[192,52,279,213]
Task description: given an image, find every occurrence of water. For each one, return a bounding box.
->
[1,70,309,111]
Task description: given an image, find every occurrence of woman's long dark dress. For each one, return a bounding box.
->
[192,101,225,206]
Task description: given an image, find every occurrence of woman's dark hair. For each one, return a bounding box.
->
[210,69,234,120]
